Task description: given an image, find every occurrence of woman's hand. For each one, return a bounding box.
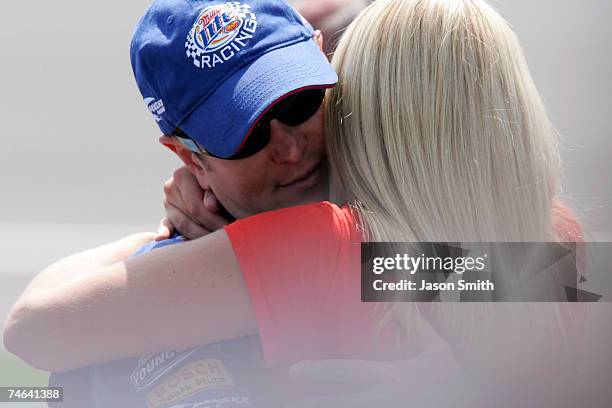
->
[156,166,232,241]
[286,354,475,408]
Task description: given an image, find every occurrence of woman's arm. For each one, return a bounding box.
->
[3,230,258,372]
[10,233,156,300]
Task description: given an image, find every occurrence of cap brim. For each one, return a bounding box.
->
[180,38,338,158]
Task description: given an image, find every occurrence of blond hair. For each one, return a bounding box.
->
[325,0,576,359]
[327,0,560,243]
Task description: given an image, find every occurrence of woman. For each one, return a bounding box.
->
[5,0,581,396]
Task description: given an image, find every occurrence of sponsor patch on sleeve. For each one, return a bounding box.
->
[145,359,235,408]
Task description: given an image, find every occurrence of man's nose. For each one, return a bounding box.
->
[268,119,306,164]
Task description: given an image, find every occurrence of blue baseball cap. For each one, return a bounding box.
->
[130,0,338,158]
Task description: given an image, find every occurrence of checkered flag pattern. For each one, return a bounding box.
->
[231,2,256,20]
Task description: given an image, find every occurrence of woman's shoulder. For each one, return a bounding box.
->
[552,199,583,242]
[223,201,362,268]
[226,201,356,236]
[257,201,352,219]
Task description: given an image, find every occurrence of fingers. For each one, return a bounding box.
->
[164,168,205,220]
[164,167,231,232]
[154,218,174,241]
[164,204,213,240]
[204,189,221,212]
[200,191,231,230]
[173,197,229,231]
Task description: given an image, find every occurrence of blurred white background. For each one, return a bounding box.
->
[0,0,611,390]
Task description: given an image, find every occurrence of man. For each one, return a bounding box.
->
[156,0,373,239]
[139,0,337,215]
[48,0,338,407]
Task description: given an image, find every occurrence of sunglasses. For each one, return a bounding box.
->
[175,88,325,160]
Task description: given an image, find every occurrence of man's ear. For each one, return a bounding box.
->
[313,29,324,52]
[158,136,206,174]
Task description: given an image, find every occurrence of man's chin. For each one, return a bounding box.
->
[287,183,330,207]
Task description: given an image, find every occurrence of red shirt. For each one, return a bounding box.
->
[225,200,584,366]
[225,202,403,366]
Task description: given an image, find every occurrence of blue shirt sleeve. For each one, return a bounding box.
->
[130,233,187,258]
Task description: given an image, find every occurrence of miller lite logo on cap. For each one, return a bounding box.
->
[185,2,258,69]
